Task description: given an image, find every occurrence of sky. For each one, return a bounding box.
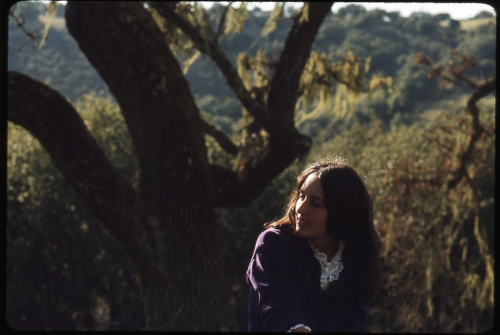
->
[208,2,497,21]
[40,1,497,21]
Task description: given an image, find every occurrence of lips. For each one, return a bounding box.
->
[297,217,308,227]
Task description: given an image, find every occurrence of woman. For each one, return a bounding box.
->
[246,157,381,332]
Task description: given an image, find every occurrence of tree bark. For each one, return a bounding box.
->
[448,76,495,190]
[7,71,146,264]
[8,1,235,330]
[63,1,234,330]
[152,2,332,207]
[150,2,272,132]
[8,0,333,329]
[267,2,335,143]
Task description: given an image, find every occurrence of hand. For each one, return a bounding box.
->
[291,328,311,332]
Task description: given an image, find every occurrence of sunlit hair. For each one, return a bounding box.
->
[264,156,382,299]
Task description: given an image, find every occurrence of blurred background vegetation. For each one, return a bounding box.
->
[7,2,495,332]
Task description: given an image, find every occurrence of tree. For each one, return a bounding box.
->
[8,1,337,330]
[336,4,367,20]
[473,10,494,19]
[415,50,495,190]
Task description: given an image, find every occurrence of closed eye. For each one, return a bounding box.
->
[299,192,323,208]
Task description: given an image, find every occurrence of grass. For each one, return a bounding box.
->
[460,17,496,31]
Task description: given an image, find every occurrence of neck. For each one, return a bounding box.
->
[309,236,339,261]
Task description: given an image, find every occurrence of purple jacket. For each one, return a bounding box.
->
[246,227,371,332]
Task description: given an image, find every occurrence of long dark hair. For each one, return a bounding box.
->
[265,157,382,299]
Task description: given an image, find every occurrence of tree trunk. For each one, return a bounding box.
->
[136,221,234,330]
[8,69,234,330]
[62,2,235,330]
[7,1,236,330]
[8,1,333,329]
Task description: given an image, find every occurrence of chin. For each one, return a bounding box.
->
[295,226,309,238]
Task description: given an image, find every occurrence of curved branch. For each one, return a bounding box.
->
[65,2,214,210]
[417,52,479,90]
[201,118,238,155]
[267,2,334,141]
[454,73,478,90]
[7,70,139,244]
[211,133,312,207]
[9,10,37,41]
[448,76,495,190]
[149,2,272,132]
[147,2,320,207]
[216,2,232,41]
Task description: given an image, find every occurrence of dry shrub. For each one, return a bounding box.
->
[320,110,494,332]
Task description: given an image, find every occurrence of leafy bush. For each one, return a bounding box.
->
[7,3,495,331]
[7,93,143,330]
[314,109,494,332]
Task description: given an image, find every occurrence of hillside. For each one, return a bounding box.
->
[8,3,496,135]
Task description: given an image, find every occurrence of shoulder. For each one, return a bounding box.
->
[250,227,298,267]
[256,227,294,247]
[252,227,297,256]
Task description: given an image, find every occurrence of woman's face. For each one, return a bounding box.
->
[294,173,329,240]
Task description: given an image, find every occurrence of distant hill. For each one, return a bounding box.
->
[460,16,496,31]
[8,3,496,134]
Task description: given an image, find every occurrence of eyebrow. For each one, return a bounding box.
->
[299,188,324,202]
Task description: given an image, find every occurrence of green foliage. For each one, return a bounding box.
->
[8,90,495,331]
[9,2,495,136]
[214,104,495,332]
[335,4,367,20]
[260,2,285,37]
[7,2,496,332]
[474,11,494,19]
[8,2,114,104]
[223,2,248,37]
[74,92,135,181]
[7,93,143,330]
[309,109,495,332]
[455,22,496,67]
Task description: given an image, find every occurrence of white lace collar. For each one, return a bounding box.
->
[308,239,346,290]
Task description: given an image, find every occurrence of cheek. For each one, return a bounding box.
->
[293,200,301,215]
[319,212,328,227]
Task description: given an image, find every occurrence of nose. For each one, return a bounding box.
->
[296,198,308,215]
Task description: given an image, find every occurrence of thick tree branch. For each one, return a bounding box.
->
[211,132,312,207]
[65,1,214,212]
[448,76,495,190]
[267,2,334,142]
[212,2,331,202]
[201,118,238,155]
[454,73,479,90]
[149,2,272,132]
[126,2,322,207]
[7,70,140,247]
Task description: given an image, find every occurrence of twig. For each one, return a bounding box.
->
[9,11,37,41]
[216,2,232,41]
[201,118,238,155]
[447,77,495,190]
[149,2,271,131]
